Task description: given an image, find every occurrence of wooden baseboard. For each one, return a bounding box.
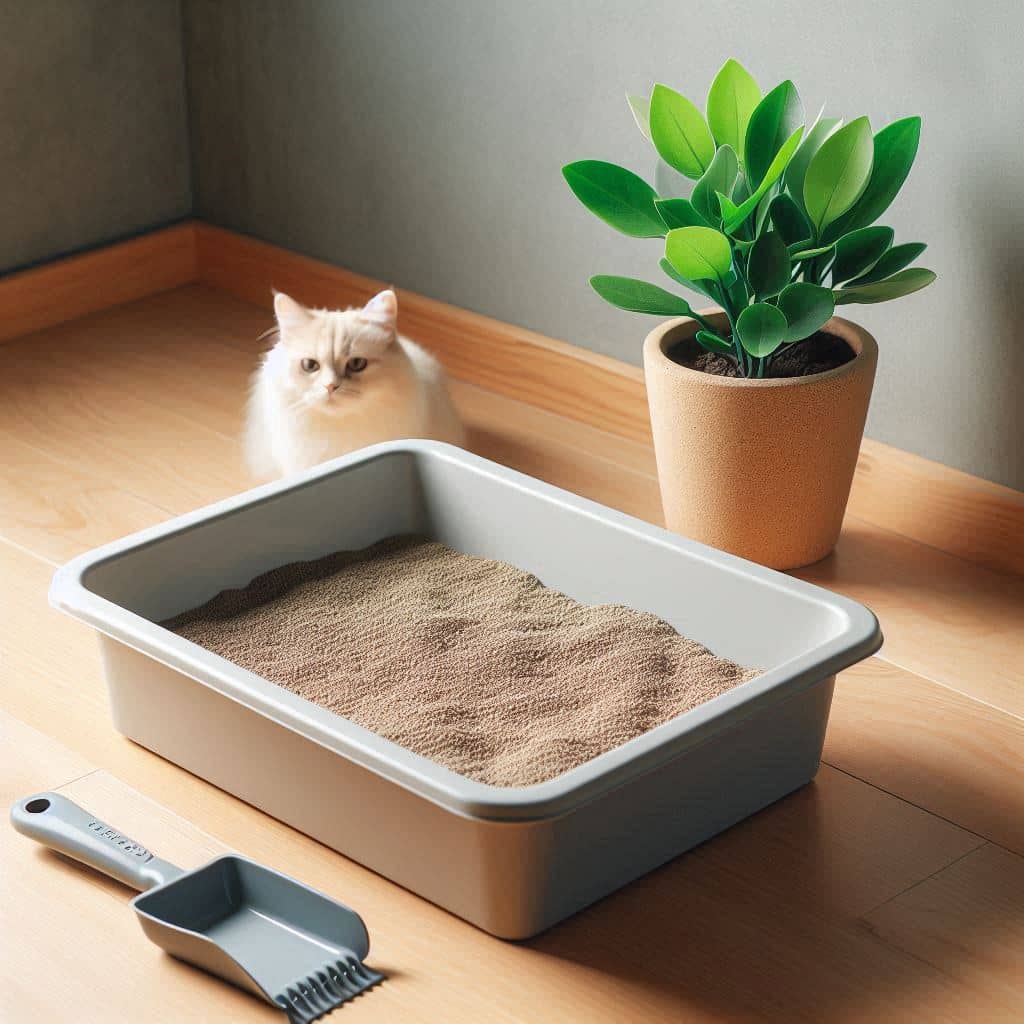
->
[5,222,1022,576]
[0,223,198,344]
[195,224,652,443]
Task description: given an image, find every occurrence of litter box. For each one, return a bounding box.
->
[50,440,881,939]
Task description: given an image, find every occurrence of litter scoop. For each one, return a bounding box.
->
[11,792,384,1022]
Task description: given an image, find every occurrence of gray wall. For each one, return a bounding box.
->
[182,0,1024,489]
[0,0,191,272]
[10,0,1016,488]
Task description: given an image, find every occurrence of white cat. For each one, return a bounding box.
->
[245,289,465,478]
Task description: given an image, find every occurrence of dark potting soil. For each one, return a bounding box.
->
[671,330,855,379]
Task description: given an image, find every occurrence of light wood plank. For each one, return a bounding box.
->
[796,519,1024,717]
[688,762,983,919]
[0,692,991,1023]
[0,431,169,563]
[0,736,280,1023]
[0,712,95,800]
[864,843,1024,1014]
[530,850,993,1024]
[827,659,1024,855]
[453,379,658,484]
[1,235,1022,1021]
[0,298,250,516]
[0,223,197,344]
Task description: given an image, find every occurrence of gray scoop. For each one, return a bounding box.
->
[11,792,383,1022]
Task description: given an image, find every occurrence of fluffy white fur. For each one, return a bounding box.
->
[245,289,465,479]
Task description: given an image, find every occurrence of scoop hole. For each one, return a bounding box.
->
[25,798,51,813]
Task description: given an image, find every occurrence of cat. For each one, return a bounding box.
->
[244,289,465,479]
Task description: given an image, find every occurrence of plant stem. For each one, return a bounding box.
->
[723,308,745,375]
[688,308,719,335]
[709,281,748,377]
[723,269,754,378]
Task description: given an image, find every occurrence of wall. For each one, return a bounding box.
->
[159,4,1024,486]
[0,0,191,273]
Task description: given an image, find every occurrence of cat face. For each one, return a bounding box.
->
[269,290,402,415]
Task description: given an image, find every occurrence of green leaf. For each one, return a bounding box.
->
[784,114,841,215]
[790,244,834,260]
[736,302,787,357]
[649,84,716,180]
[589,276,696,316]
[654,158,690,197]
[659,256,691,287]
[777,282,835,341]
[627,93,651,140]
[562,160,665,238]
[723,125,804,234]
[834,268,936,304]
[849,242,927,285]
[747,231,791,299]
[691,145,740,224]
[744,80,803,186]
[665,226,733,282]
[755,192,774,235]
[706,59,761,156]
[717,192,741,227]
[655,198,709,229]
[726,275,747,308]
[659,257,715,297]
[695,330,734,355]
[831,226,894,284]
[769,193,813,247]
[823,117,921,243]
[803,116,874,233]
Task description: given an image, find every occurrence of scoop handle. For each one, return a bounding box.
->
[10,791,184,892]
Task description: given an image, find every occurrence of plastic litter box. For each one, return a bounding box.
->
[51,440,881,939]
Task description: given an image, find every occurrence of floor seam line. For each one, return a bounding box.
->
[0,535,60,569]
[822,762,991,844]
[857,843,987,921]
[54,767,102,791]
[866,653,1024,724]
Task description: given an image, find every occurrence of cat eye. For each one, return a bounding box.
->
[346,357,368,374]
[300,358,320,373]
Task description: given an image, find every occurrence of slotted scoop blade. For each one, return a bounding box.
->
[11,793,383,1021]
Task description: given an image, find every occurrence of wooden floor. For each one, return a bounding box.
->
[2,284,1022,1023]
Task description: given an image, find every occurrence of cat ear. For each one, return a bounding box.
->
[360,289,398,332]
[273,291,312,332]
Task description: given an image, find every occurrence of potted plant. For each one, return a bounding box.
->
[563,59,934,569]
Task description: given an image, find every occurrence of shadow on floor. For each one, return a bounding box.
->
[527,774,1019,1021]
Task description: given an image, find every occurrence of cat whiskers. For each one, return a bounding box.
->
[284,394,315,413]
[257,325,280,346]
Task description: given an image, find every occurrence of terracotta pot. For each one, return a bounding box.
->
[642,311,878,571]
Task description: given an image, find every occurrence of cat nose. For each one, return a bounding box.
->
[324,381,339,394]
